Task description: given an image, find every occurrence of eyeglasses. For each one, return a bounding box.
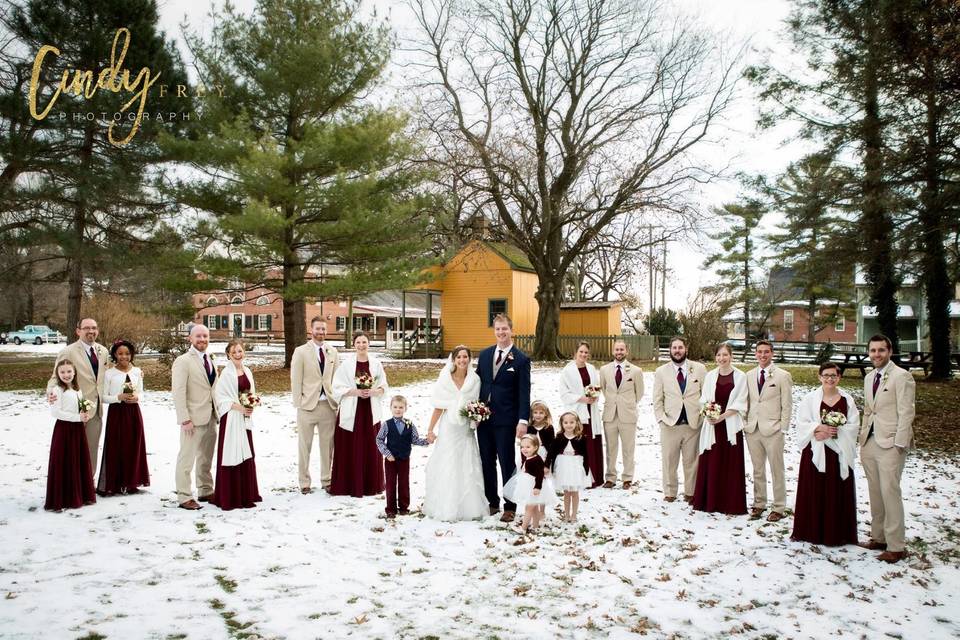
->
[819,374,839,379]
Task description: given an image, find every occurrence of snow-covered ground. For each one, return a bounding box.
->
[1,367,958,639]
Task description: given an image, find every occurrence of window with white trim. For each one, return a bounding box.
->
[784,309,794,331]
[835,315,845,332]
[206,296,218,306]
[259,314,271,330]
[205,315,218,329]
[231,295,243,306]
[336,317,346,332]
[256,296,269,306]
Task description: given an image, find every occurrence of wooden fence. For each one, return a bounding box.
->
[513,334,658,361]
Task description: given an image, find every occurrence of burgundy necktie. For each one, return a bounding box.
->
[872,371,881,397]
[318,348,325,375]
[758,369,766,393]
[615,365,622,388]
[88,347,99,378]
[677,368,686,392]
[203,353,214,385]
[496,350,503,366]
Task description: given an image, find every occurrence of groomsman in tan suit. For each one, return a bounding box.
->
[744,340,793,522]
[48,318,109,475]
[171,324,218,510]
[859,334,915,563]
[291,316,339,494]
[599,340,645,489]
[653,336,707,503]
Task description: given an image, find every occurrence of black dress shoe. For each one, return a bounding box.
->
[489,506,500,516]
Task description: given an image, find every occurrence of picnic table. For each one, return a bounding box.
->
[837,351,871,377]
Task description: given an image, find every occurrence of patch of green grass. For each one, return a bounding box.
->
[194,520,209,535]
[75,633,106,640]
[214,575,237,594]
[209,598,226,610]
[165,634,187,640]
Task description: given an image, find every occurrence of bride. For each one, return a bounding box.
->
[423,345,489,522]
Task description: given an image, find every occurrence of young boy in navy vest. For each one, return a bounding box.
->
[376,395,434,518]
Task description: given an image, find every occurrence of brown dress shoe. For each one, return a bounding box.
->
[398,510,411,516]
[500,510,516,523]
[877,550,905,563]
[766,512,785,522]
[858,539,888,551]
[197,494,214,503]
[749,508,765,520]
[663,496,676,503]
[683,495,694,504]
[300,487,312,495]
[178,499,202,510]
[622,481,632,490]
[602,481,615,489]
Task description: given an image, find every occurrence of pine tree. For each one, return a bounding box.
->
[763,153,855,346]
[704,200,769,359]
[1,0,190,332]
[165,0,434,366]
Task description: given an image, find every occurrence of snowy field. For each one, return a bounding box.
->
[1,366,958,639]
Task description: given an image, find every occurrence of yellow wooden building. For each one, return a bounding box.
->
[420,241,622,352]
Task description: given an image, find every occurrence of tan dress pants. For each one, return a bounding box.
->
[745,430,786,513]
[297,402,337,490]
[860,436,908,552]
[603,420,637,482]
[175,413,217,504]
[660,422,699,498]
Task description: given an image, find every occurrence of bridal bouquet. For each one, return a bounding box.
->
[584,384,602,399]
[77,397,92,414]
[239,391,261,408]
[820,410,846,438]
[355,372,374,389]
[460,401,492,427]
[121,381,136,395]
[700,401,722,421]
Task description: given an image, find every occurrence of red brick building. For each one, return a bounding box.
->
[767,301,857,343]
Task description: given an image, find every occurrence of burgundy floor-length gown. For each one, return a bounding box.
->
[330,360,385,497]
[45,420,96,511]
[693,372,747,515]
[97,374,150,495]
[211,373,262,510]
[791,396,858,546]
[578,365,604,488]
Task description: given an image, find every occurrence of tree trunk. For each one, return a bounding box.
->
[532,276,563,360]
[919,21,952,379]
[861,3,900,351]
[807,297,817,347]
[67,123,97,337]
[741,226,751,362]
[281,262,300,368]
[346,296,354,346]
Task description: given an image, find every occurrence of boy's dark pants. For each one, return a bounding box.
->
[384,458,410,515]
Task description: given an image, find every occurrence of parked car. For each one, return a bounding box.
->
[0,330,6,344]
[6,325,67,345]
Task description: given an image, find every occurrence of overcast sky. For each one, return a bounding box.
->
[154,0,809,311]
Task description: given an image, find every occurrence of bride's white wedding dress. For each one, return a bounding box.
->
[423,365,489,522]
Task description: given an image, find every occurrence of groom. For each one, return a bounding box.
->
[476,313,531,523]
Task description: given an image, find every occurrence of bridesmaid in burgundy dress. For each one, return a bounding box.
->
[45,360,96,511]
[792,362,860,545]
[330,332,387,497]
[97,340,150,495]
[211,340,262,510]
[693,343,748,515]
[560,342,603,488]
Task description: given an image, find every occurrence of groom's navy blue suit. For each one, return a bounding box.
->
[476,344,531,512]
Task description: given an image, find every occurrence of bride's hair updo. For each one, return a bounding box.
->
[449,345,472,371]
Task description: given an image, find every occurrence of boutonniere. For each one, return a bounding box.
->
[623,363,631,371]
[882,372,890,382]
[506,351,515,362]
[401,418,413,428]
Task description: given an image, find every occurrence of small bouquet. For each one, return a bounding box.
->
[584,384,602,399]
[239,391,261,409]
[355,372,374,389]
[820,410,847,438]
[121,381,136,395]
[460,401,492,427]
[77,397,92,414]
[700,401,722,421]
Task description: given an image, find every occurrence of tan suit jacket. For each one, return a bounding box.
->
[171,350,217,426]
[290,341,339,411]
[745,365,793,436]
[653,360,707,430]
[860,363,915,449]
[599,360,644,424]
[49,340,109,417]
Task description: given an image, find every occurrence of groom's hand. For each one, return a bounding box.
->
[515,422,527,438]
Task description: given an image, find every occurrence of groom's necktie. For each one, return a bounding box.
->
[872,370,882,397]
[496,350,503,366]
[615,365,622,388]
[758,369,766,393]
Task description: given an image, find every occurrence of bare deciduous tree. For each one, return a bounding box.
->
[408,0,741,358]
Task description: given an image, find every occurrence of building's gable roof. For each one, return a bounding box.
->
[484,242,535,273]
